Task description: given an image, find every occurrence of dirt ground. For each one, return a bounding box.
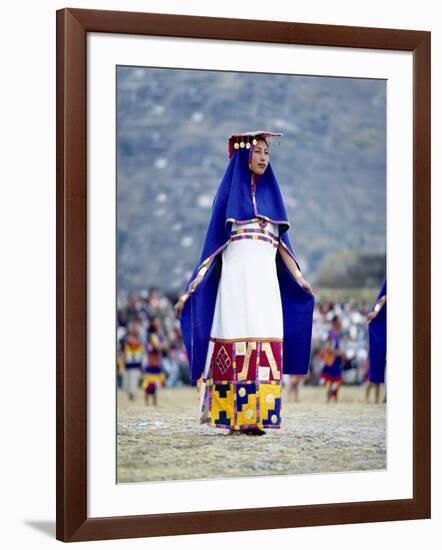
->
[117,384,386,483]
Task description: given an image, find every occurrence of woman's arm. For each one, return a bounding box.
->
[367,294,387,322]
[174,256,215,317]
[277,243,314,295]
[187,255,215,293]
[278,243,302,279]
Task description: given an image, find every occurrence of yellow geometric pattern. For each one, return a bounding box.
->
[259,383,281,425]
[210,383,235,427]
[236,391,257,426]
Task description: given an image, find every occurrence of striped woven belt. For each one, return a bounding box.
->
[230,227,279,248]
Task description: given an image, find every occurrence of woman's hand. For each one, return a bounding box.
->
[297,276,314,296]
[367,310,378,323]
[367,296,385,323]
[188,274,203,293]
[174,299,184,317]
[174,274,204,318]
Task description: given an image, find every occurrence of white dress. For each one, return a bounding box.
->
[199,219,284,431]
[210,220,283,339]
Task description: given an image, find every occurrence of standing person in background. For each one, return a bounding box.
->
[143,317,167,405]
[320,316,345,402]
[119,322,144,401]
[366,279,387,404]
[146,287,168,326]
[166,326,187,386]
[287,375,304,402]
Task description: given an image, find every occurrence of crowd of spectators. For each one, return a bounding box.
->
[117,288,373,388]
[310,300,371,385]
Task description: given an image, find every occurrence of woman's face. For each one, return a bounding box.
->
[248,139,270,176]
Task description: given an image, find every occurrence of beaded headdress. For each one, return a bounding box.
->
[228,130,283,159]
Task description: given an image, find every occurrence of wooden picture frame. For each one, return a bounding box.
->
[56,7,431,542]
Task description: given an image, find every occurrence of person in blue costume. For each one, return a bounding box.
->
[366,278,387,404]
[319,315,345,403]
[175,131,315,436]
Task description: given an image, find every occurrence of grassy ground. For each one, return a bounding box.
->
[117,384,386,483]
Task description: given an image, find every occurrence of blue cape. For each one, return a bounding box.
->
[180,146,315,385]
[368,278,387,384]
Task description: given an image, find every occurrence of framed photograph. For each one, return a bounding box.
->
[56,7,431,542]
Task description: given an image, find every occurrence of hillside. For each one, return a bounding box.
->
[117,66,386,292]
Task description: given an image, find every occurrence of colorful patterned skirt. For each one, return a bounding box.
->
[143,366,166,394]
[320,357,343,382]
[200,337,283,430]
[199,219,284,431]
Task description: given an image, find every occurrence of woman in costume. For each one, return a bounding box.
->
[366,278,387,404]
[319,316,345,403]
[175,131,315,435]
[143,317,167,406]
[119,322,144,401]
